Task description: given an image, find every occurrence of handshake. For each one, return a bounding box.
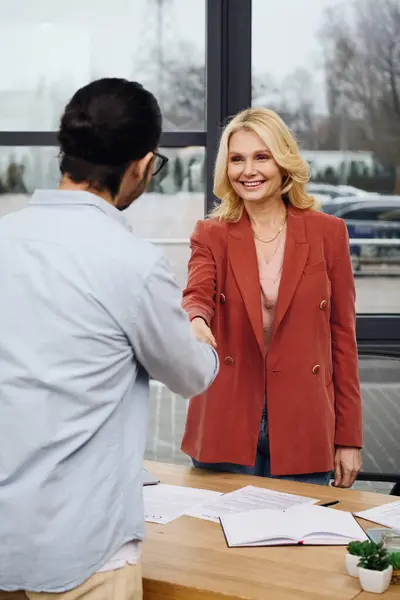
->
[190,317,217,349]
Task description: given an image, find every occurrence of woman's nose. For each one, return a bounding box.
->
[242,160,256,176]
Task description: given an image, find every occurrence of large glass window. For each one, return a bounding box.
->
[0,145,204,287]
[0,0,397,486]
[127,146,204,289]
[0,0,205,131]
[252,0,400,315]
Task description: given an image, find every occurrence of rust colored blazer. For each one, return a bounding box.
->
[181,205,363,476]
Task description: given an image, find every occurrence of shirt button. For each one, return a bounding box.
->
[220,293,226,304]
[224,356,234,366]
[312,364,321,374]
[319,300,327,311]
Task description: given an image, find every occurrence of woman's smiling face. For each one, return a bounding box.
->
[227,129,283,203]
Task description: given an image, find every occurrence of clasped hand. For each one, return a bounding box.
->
[190,317,217,348]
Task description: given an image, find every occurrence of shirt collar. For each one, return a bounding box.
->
[29,189,132,233]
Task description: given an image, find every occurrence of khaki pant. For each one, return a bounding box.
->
[0,564,142,600]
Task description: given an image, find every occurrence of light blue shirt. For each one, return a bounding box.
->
[0,190,218,592]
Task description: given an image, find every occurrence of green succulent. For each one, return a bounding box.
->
[347,540,370,556]
[390,552,400,570]
[358,541,391,572]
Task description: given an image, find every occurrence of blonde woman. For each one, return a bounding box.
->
[181,107,362,487]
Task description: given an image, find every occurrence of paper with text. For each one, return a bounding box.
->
[355,501,400,530]
[221,504,368,547]
[185,485,319,522]
[143,483,222,524]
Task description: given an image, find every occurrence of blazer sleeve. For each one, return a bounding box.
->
[182,220,217,327]
[329,218,363,448]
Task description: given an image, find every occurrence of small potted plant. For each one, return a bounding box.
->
[346,541,367,577]
[358,541,393,594]
[390,552,400,585]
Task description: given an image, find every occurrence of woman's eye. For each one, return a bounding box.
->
[256,154,269,160]
[230,156,243,162]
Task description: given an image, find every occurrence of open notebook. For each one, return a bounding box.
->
[220,503,368,547]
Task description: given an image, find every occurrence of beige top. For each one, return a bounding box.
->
[255,230,286,350]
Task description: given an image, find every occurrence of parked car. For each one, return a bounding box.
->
[325,197,400,271]
[336,185,376,197]
[307,183,374,200]
[322,198,361,215]
[327,197,400,239]
[321,194,385,216]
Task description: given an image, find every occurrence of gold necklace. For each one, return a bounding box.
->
[261,233,282,265]
[272,265,283,284]
[253,211,288,244]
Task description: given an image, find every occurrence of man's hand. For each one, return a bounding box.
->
[333,447,362,488]
[190,317,217,348]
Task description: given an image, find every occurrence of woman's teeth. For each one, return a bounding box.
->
[242,181,265,188]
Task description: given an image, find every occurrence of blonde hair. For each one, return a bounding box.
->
[211,107,317,221]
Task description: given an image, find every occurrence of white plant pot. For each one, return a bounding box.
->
[346,552,360,577]
[359,565,393,594]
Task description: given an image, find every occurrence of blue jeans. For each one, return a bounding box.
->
[192,406,331,486]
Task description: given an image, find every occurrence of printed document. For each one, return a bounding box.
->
[355,500,400,530]
[143,483,222,524]
[186,485,319,522]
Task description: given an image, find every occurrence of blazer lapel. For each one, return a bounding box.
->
[228,214,264,356]
[273,206,309,335]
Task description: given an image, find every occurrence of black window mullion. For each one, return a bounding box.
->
[205,0,251,216]
[0,131,206,148]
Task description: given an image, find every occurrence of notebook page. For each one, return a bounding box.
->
[186,484,318,522]
[243,538,296,547]
[220,507,296,547]
[287,505,368,543]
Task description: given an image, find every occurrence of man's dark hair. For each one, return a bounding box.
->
[58,78,162,197]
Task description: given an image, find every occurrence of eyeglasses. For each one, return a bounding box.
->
[152,152,168,177]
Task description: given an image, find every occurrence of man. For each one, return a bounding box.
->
[0,78,218,599]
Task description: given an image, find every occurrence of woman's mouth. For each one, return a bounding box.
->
[240,180,265,189]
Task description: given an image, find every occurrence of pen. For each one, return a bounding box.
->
[320,500,340,508]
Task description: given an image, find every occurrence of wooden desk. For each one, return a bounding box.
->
[142,461,400,600]
[359,591,400,600]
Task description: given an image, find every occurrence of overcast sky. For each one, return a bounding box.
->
[0,0,346,120]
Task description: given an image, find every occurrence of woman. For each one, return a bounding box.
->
[182,107,363,487]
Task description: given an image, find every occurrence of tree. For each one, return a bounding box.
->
[278,69,320,150]
[0,160,28,194]
[252,69,320,150]
[173,156,184,192]
[320,0,400,186]
[161,44,205,130]
[187,157,196,192]
[138,40,205,131]
[199,154,206,192]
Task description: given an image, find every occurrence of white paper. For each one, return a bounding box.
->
[185,485,318,522]
[355,500,400,530]
[143,483,222,524]
[221,504,368,547]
